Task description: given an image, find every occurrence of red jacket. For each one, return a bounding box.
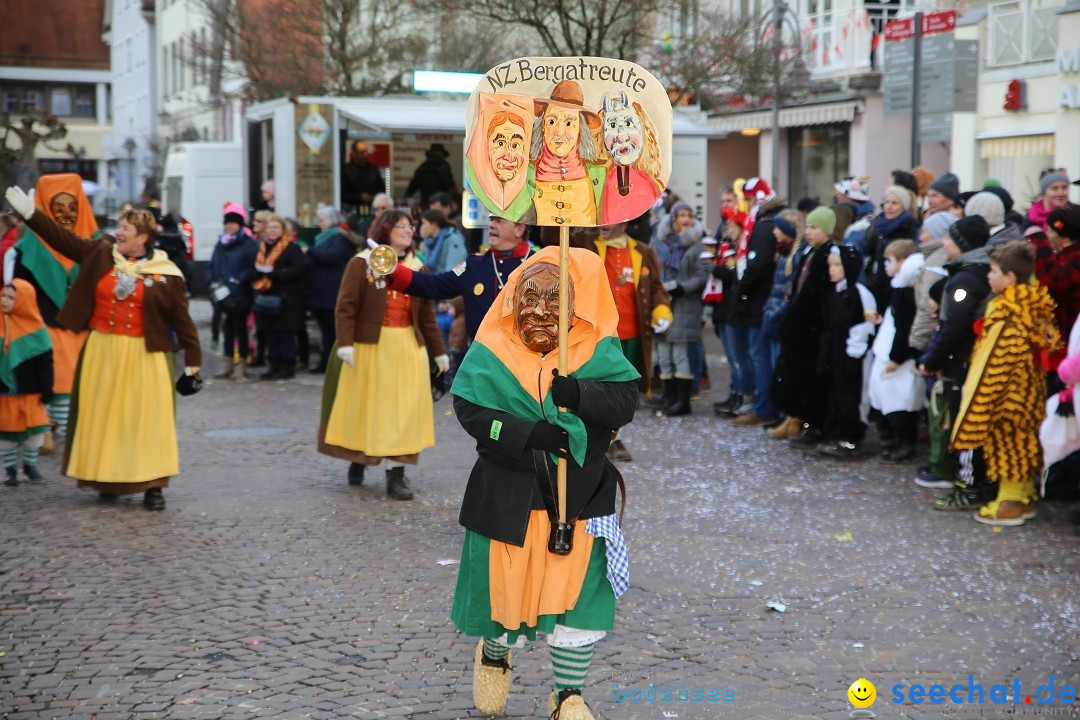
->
[1031,235,1080,364]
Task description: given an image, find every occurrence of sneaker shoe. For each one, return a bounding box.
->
[788,429,824,450]
[914,471,955,489]
[472,640,511,715]
[817,440,860,459]
[973,500,1036,527]
[932,484,992,511]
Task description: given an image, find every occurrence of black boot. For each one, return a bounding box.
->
[23,465,43,482]
[386,466,413,500]
[714,392,743,418]
[653,379,676,417]
[259,360,277,381]
[347,462,365,486]
[660,378,692,417]
[3,467,17,486]
[143,488,165,511]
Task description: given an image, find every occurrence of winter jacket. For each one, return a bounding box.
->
[864,211,920,311]
[840,201,875,260]
[918,247,991,382]
[305,228,358,311]
[985,221,1024,248]
[772,241,834,425]
[730,198,785,327]
[654,220,708,344]
[423,226,468,275]
[207,233,258,313]
[873,253,923,364]
[1030,234,1080,345]
[908,238,950,352]
[253,240,307,332]
[818,246,875,380]
[761,244,799,340]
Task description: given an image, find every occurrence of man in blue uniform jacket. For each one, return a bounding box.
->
[384,216,535,342]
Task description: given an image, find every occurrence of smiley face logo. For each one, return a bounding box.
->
[847,678,876,708]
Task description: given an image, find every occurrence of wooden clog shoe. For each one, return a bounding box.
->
[472,639,511,714]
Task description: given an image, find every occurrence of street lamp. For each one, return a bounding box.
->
[761,1,801,189]
[123,137,137,203]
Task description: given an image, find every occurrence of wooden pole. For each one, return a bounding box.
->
[557,224,569,524]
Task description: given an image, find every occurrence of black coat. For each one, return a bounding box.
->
[919,248,991,382]
[730,201,784,327]
[0,349,53,402]
[305,231,356,311]
[253,240,307,332]
[885,286,919,364]
[772,241,833,425]
[453,379,638,547]
[207,234,258,313]
[865,213,919,312]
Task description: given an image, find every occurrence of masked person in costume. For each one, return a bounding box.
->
[11,174,94,448]
[0,280,53,486]
[451,247,639,720]
[529,81,606,226]
[5,186,201,511]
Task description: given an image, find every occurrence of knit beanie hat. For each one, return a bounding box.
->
[922,211,955,243]
[929,173,961,202]
[1039,171,1070,197]
[773,215,797,239]
[807,207,837,236]
[223,211,245,226]
[964,192,1005,227]
[883,185,913,212]
[981,184,1015,212]
[669,201,693,219]
[1047,206,1080,240]
[948,215,991,253]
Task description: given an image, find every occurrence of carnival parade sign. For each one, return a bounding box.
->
[465,57,674,227]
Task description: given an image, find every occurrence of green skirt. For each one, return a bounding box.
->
[450,529,615,642]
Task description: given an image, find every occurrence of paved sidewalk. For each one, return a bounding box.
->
[1,301,1078,720]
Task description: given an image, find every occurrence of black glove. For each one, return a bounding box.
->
[527,421,570,459]
[550,369,580,410]
[668,284,685,299]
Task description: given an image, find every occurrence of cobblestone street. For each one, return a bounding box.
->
[2,301,1079,720]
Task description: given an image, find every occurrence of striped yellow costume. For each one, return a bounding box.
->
[951,282,1060,513]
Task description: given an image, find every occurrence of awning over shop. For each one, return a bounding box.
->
[336,103,469,139]
[978,133,1055,159]
[709,100,863,132]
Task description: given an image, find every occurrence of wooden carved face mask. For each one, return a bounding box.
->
[514,262,574,354]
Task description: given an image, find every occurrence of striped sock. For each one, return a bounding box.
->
[22,444,39,468]
[48,396,70,437]
[550,643,594,691]
[0,443,18,469]
[482,638,509,662]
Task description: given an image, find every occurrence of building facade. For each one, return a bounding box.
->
[0,0,112,210]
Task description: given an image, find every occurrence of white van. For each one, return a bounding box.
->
[160,142,244,274]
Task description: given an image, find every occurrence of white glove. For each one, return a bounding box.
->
[662,279,678,291]
[337,346,355,367]
[434,354,450,375]
[185,366,200,376]
[652,317,672,334]
[255,264,273,273]
[5,187,34,219]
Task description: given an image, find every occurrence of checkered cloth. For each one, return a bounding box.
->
[585,514,629,598]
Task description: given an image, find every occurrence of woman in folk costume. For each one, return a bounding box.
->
[317,210,447,500]
[451,247,639,720]
[0,280,53,486]
[11,174,95,447]
[4,186,201,511]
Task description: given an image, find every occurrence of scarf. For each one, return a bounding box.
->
[604,233,628,249]
[534,144,587,183]
[314,226,342,249]
[874,210,913,239]
[0,279,52,394]
[253,238,290,291]
[452,247,639,466]
[111,248,184,300]
[1027,200,1054,231]
[423,227,452,271]
[219,230,243,247]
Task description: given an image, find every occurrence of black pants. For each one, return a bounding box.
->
[825,359,865,443]
[312,308,335,367]
[878,410,919,446]
[267,329,297,366]
[211,303,222,343]
[221,311,249,359]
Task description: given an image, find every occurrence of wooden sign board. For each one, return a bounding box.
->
[465,56,673,227]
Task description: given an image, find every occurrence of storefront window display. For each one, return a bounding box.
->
[789,124,850,202]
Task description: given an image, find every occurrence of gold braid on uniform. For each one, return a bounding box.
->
[951,282,1061,490]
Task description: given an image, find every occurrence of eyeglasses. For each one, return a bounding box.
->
[394,224,414,231]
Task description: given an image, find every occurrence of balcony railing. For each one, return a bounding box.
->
[800,1,932,77]
[987,0,1059,67]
